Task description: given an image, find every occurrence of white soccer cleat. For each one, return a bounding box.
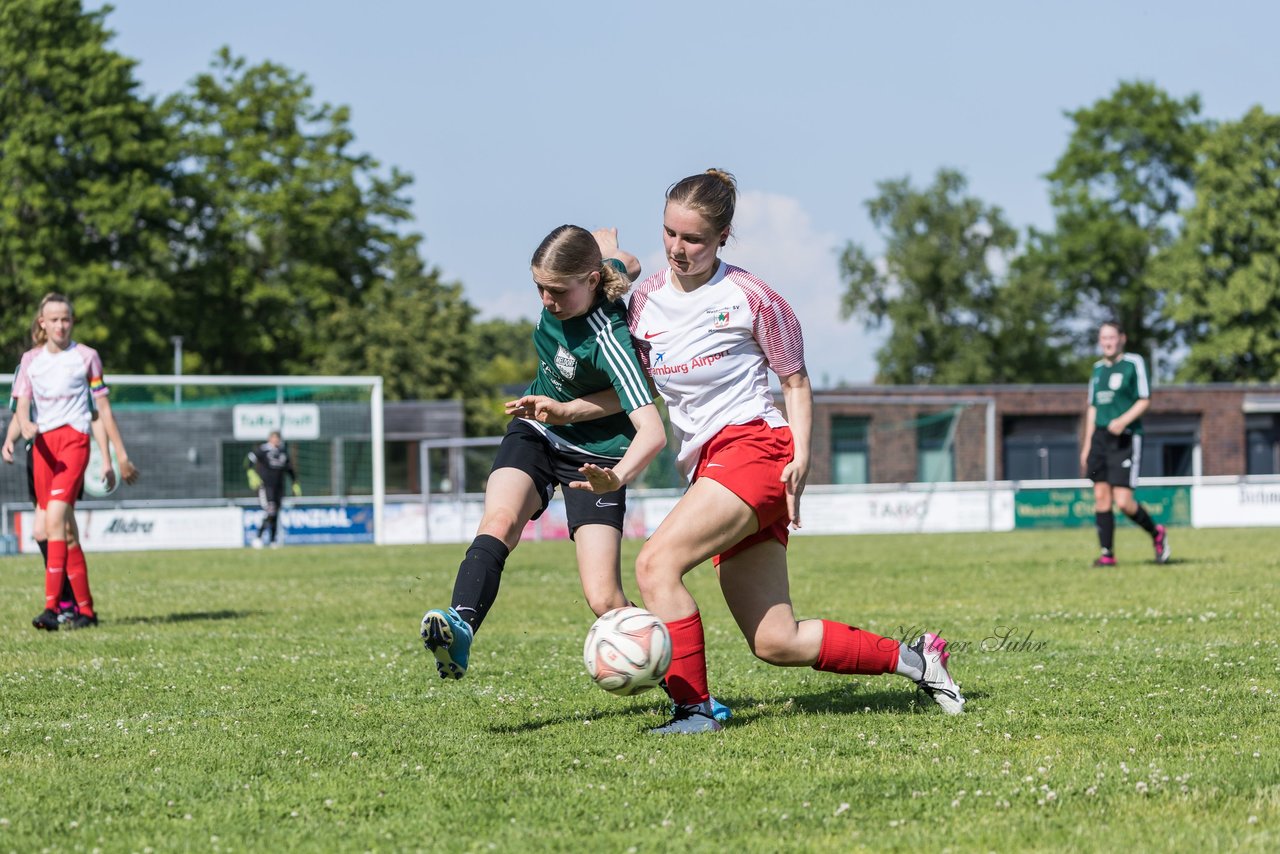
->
[912,631,965,714]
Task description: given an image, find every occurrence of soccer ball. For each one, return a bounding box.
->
[583,606,672,696]
[83,445,121,498]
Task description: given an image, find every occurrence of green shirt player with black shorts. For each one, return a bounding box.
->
[418,225,680,687]
[1080,321,1169,568]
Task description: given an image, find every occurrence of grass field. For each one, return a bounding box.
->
[1,527,1278,852]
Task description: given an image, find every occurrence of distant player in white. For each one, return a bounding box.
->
[4,312,113,622]
[618,170,964,732]
[13,293,138,631]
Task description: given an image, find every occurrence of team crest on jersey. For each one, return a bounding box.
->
[554,345,577,380]
[1108,373,1123,390]
[712,310,731,328]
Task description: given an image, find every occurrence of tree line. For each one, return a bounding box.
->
[839,81,1280,385]
[0,0,533,436]
[5,1,1277,436]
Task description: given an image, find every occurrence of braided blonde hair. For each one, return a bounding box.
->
[530,225,631,301]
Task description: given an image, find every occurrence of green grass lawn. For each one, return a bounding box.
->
[1,527,1278,852]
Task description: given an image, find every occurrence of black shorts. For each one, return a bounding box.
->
[258,485,285,514]
[491,419,627,536]
[1087,427,1142,489]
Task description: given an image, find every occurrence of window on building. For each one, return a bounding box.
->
[1002,416,1079,480]
[1138,415,1198,477]
[831,416,869,484]
[1246,414,1280,474]
[917,411,956,483]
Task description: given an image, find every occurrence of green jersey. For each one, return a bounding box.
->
[522,296,652,460]
[1088,353,1149,434]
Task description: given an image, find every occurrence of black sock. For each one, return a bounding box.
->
[1126,505,1158,536]
[451,534,510,632]
[1096,511,1115,554]
[37,539,48,564]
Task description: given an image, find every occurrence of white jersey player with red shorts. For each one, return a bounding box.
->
[629,262,805,559]
[626,169,965,736]
[14,294,131,631]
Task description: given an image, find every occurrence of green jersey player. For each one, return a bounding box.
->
[1080,321,1170,567]
[419,225,667,681]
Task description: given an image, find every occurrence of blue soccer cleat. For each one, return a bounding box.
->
[665,684,732,722]
[671,696,733,721]
[650,700,723,735]
[421,607,473,680]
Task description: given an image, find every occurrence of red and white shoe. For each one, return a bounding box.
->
[1153,525,1170,564]
[912,632,965,714]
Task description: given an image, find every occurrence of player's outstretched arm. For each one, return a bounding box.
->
[592,227,642,282]
[506,390,624,425]
[568,403,666,494]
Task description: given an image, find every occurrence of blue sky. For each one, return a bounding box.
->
[101,1,1280,387]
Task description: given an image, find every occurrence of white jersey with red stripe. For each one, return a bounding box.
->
[12,342,108,435]
[628,262,805,478]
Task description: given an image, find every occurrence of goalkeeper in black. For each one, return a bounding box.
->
[246,431,300,549]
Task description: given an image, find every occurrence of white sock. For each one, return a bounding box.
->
[895,641,925,681]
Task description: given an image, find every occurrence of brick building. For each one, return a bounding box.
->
[810,384,1280,485]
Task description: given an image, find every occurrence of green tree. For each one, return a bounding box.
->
[1031,80,1206,365]
[0,0,178,370]
[464,317,538,437]
[1163,106,1280,381]
[314,234,476,400]
[838,169,1066,384]
[162,49,419,376]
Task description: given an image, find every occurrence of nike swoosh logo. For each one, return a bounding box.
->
[51,488,66,495]
[706,463,725,468]
[644,330,667,340]
[595,498,618,507]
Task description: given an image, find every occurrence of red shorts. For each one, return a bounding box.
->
[693,420,793,564]
[33,425,91,510]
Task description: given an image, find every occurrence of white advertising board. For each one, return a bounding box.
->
[790,489,1015,535]
[15,507,245,553]
[1191,483,1280,527]
[232,404,321,440]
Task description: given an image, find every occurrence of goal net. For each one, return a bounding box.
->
[2,374,385,544]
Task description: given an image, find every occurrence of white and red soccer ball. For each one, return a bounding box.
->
[583,606,672,696]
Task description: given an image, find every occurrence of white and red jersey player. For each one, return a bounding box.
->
[627,262,805,478]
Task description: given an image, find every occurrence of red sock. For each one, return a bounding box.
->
[664,611,709,706]
[814,620,900,675]
[44,540,67,611]
[66,545,94,617]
